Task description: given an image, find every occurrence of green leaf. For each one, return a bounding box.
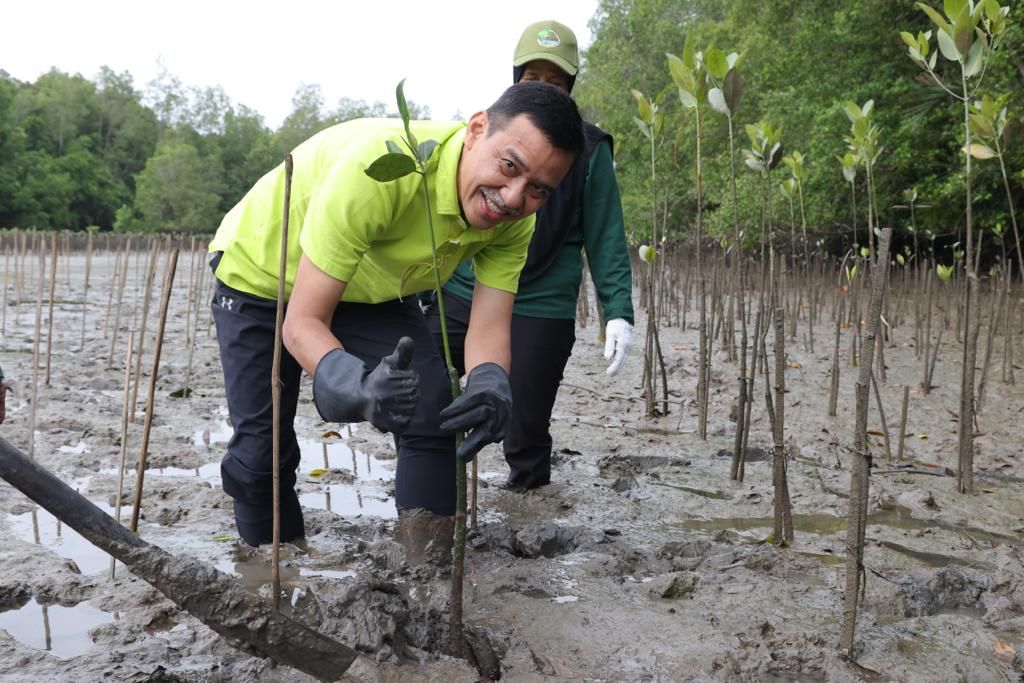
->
[708,87,729,114]
[705,48,729,79]
[917,2,952,33]
[729,48,750,72]
[964,142,997,159]
[861,100,875,118]
[843,165,856,182]
[936,27,961,60]
[631,89,654,124]
[897,253,906,265]
[385,140,404,155]
[633,116,652,140]
[901,31,920,49]
[678,89,697,109]
[682,34,696,69]
[745,157,766,173]
[943,0,968,22]
[364,152,417,182]
[639,244,656,263]
[417,139,438,163]
[723,69,743,113]
[395,79,419,153]
[983,0,1001,22]
[843,101,863,123]
[964,37,984,77]
[929,50,938,69]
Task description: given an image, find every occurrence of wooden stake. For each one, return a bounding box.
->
[271,155,294,608]
[129,248,179,533]
[896,385,910,461]
[44,233,58,386]
[839,228,891,653]
[107,239,131,367]
[28,249,45,459]
[80,231,93,352]
[129,241,161,423]
[110,331,134,579]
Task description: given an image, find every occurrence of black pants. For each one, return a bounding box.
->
[211,279,458,544]
[426,291,575,489]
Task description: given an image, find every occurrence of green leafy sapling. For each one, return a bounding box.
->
[704,47,749,253]
[966,92,1021,278]
[782,150,811,262]
[742,120,784,257]
[842,100,883,257]
[363,79,467,654]
[836,151,860,248]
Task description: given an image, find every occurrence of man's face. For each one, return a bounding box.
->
[519,59,571,93]
[457,112,574,229]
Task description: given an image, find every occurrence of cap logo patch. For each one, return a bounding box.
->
[536,28,560,48]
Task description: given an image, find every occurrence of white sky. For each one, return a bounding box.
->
[2,1,600,129]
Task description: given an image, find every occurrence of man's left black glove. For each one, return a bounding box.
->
[439,362,512,461]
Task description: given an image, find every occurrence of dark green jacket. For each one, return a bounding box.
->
[444,125,633,323]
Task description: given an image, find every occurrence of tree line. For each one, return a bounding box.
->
[0,65,428,234]
[2,1,1021,262]
[575,0,1022,261]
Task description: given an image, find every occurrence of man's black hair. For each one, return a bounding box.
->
[486,81,584,160]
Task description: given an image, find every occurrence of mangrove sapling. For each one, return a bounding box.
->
[668,40,715,437]
[129,247,179,534]
[842,101,883,258]
[903,0,1011,495]
[631,88,670,418]
[839,227,892,654]
[967,94,1023,280]
[44,233,57,386]
[363,79,470,655]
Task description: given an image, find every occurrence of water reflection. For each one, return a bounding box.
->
[0,598,113,658]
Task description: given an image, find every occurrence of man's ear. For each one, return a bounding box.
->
[464,111,489,149]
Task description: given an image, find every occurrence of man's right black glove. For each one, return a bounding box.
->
[313,337,419,433]
[439,362,512,461]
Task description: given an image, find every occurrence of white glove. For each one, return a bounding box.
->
[603,318,633,376]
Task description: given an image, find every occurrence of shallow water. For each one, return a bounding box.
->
[0,598,114,658]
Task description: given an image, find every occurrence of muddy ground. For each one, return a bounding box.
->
[0,246,1022,682]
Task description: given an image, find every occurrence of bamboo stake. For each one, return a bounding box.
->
[870,370,893,461]
[129,248,179,533]
[828,296,844,417]
[110,331,134,579]
[896,385,910,461]
[102,239,120,337]
[271,155,294,608]
[839,227,891,653]
[80,232,93,351]
[129,241,161,423]
[44,233,58,386]
[184,243,206,398]
[2,245,10,335]
[107,240,131,367]
[28,249,45,459]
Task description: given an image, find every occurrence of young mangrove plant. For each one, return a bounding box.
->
[837,152,859,249]
[363,80,467,655]
[631,87,670,418]
[842,101,883,258]
[667,35,715,437]
[902,0,1011,494]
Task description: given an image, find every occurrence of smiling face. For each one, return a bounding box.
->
[457,111,574,229]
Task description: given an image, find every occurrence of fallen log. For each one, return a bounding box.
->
[0,436,356,681]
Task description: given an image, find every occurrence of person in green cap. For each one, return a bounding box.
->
[208,81,584,547]
[426,19,634,491]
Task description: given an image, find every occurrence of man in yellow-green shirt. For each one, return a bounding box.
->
[209,81,583,547]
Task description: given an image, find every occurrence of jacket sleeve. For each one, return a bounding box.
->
[581,139,634,325]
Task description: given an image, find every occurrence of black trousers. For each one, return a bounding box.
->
[211,280,459,537]
[426,291,575,489]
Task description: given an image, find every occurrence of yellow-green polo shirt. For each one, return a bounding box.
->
[209,118,535,302]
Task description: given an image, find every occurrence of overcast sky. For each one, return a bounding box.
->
[2,1,600,128]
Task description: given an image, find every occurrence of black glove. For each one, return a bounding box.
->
[313,337,419,434]
[439,362,512,461]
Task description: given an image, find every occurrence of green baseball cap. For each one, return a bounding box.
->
[513,20,579,76]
